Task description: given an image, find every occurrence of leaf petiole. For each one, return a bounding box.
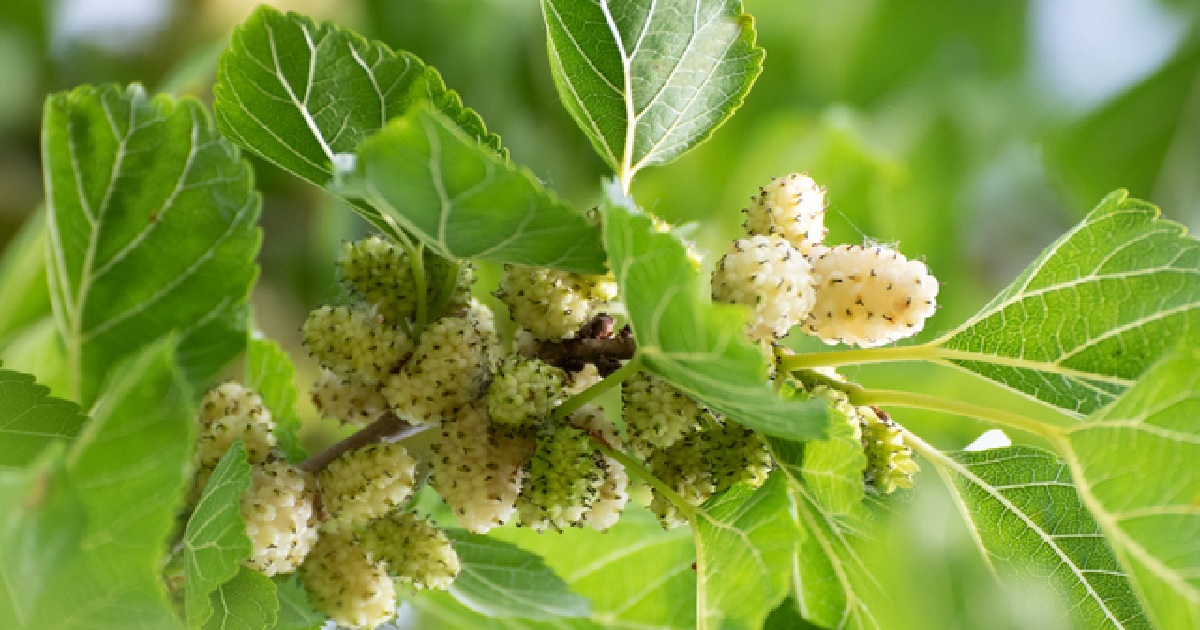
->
[551,355,641,422]
[849,387,1067,442]
[592,439,696,520]
[778,344,941,371]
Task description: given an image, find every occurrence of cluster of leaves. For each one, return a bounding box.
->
[0,2,1198,629]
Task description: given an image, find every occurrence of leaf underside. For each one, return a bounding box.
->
[446,531,590,620]
[936,190,1200,416]
[184,442,254,629]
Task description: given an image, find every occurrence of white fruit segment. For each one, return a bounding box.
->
[495,265,616,340]
[429,401,532,533]
[383,300,498,424]
[744,173,827,254]
[861,407,919,494]
[516,424,605,532]
[487,356,565,428]
[199,381,262,429]
[194,381,275,497]
[310,368,388,427]
[302,531,396,629]
[302,305,411,385]
[337,236,473,324]
[318,443,417,533]
[360,511,461,591]
[622,372,711,457]
[712,235,816,341]
[242,462,319,576]
[570,405,629,531]
[804,244,938,347]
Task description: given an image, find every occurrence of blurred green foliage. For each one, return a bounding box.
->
[1,1,1197,627]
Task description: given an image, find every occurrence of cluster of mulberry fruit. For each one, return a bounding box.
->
[190,380,459,630]
[712,173,939,347]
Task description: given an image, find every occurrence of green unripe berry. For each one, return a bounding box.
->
[860,407,919,494]
[516,424,606,532]
[302,304,411,385]
[337,236,474,325]
[622,372,711,457]
[360,512,461,591]
[487,356,566,428]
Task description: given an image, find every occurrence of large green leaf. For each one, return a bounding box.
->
[272,575,323,630]
[772,438,887,629]
[542,0,764,183]
[212,5,501,193]
[932,190,1200,416]
[792,402,866,516]
[184,442,253,628]
[1063,347,1200,628]
[693,473,798,630]
[0,447,83,627]
[409,507,696,629]
[29,339,194,629]
[42,83,260,407]
[244,338,305,462]
[603,201,827,440]
[0,211,50,348]
[340,105,607,274]
[203,567,278,630]
[447,531,590,620]
[0,369,85,469]
[937,446,1148,629]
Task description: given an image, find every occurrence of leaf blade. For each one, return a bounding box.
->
[244,338,305,462]
[935,190,1200,416]
[184,442,253,628]
[446,531,590,620]
[0,369,86,470]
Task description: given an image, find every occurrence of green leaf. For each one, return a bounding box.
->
[542,0,764,183]
[693,473,798,630]
[933,190,1200,416]
[409,507,696,629]
[203,567,278,630]
[603,201,827,440]
[31,339,194,629]
[0,210,51,348]
[936,446,1148,629]
[1063,347,1200,628]
[0,369,86,469]
[772,438,887,629]
[271,575,324,630]
[244,338,305,462]
[0,447,83,627]
[0,318,71,400]
[446,531,590,620]
[792,404,867,515]
[212,5,501,195]
[43,83,260,407]
[341,104,607,274]
[184,442,253,628]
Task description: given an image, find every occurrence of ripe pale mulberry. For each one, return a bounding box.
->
[242,461,319,576]
[302,305,411,385]
[310,368,388,427]
[318,443,417,533]
[337,236,473,324]
[301,531,395,629]
[744,173,827,254]
[495,265,616,340]
[804,244,938,347]
[622,372,711,457]
[194,381,275,494]
[712,235,816,341]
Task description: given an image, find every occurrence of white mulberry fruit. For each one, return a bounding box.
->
[495,265,615,340]
[302,305,411,385]
[712,235,816,341]
[429,401,533,533]
[516,424,606,532]
[622,372,711,457]
[337,236,473,324]
[242,461,319,576]
[487,356,565,428]
[804,244,938,347]
[647,431,716,529]
[318,443,417,532]
[301,531,395,629]
[310,368,388,427]
[360,512,461,591]
[569,406,629,531]
[744,173,827,254]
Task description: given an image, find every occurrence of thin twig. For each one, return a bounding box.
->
[298,410,430,473]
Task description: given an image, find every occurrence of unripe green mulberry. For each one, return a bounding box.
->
[383,300,497,424]
[516,424,606,532]
[569,406,629,531]
[302,305,411,385]
[744,173,827,254]
[301,531,395,629]
[310,368,388,427]
[808,385,862,440]
[804,244,939,347]
[487,356,566,428]
[429,402,533,533]
[495,265,616,340]
[712,235,816,341]
[622,372,711,457]
[242,461,319,576]
[194,382,275,494]
[360,512,460,591]
[706,421,772,494]
[647,431,716,529]
[860,407,919,494]
[337,236,474,324]
[318,443,417,533]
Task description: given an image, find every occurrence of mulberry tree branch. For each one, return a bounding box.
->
[298,410,430,473]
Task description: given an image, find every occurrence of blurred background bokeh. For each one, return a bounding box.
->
[1,1,1197,627]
